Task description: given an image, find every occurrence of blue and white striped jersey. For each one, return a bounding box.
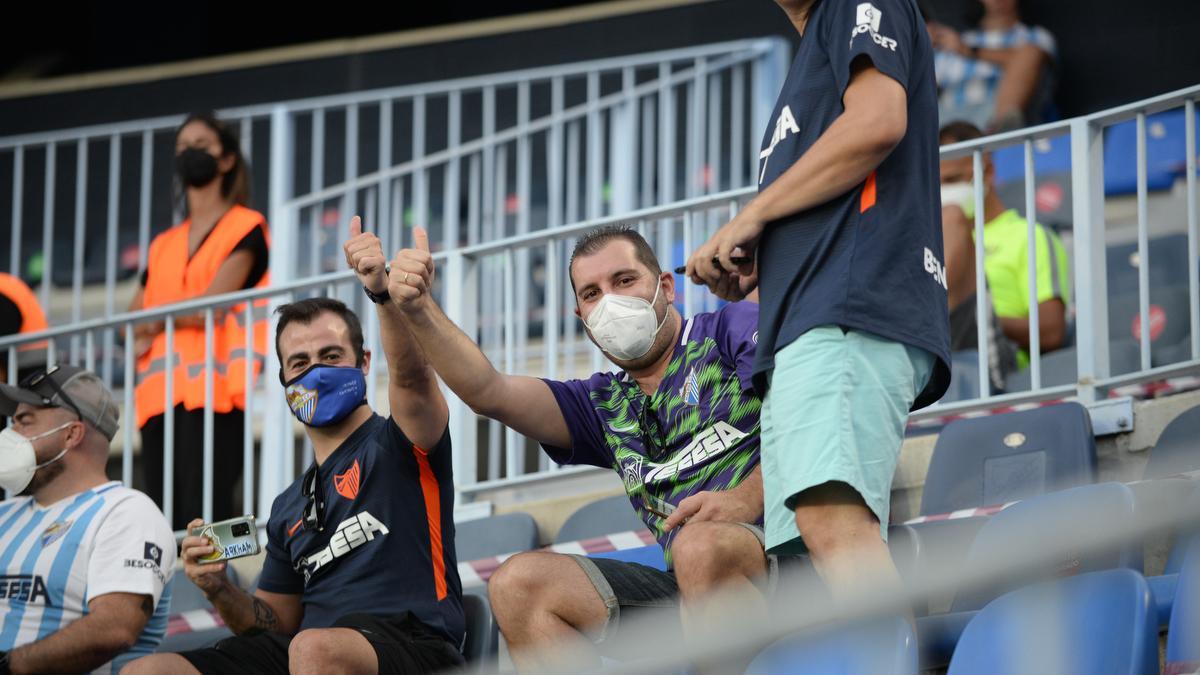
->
[934,22,1057,127]
[0,482,175,673]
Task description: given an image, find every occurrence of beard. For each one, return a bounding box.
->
[19,460,67,497]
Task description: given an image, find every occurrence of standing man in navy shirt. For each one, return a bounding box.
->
[687,0,951,599]
[129,217,463,675]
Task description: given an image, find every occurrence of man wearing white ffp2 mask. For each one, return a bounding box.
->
[0,365,175,674]
[582,276,670,362]
[388,223,774,672]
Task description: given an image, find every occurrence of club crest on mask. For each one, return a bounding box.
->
[287,384,319,424]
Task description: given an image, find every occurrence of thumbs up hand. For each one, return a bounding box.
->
[388,227,436,313]
[343,216,389,294]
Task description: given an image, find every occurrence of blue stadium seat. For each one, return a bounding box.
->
[952,482,1142,613]
[589,544,668,571]
[992,135,1071,186]
[1154,337,1198,367]
[1167,540,1200,674]
[1004,339,1142,391]
[1003,346,1079,391]
[992,134,1073,228]
[455,512,539,562]
[918,482,1141,668]
[747,616,917,675]
[919,402,1097,517]
[1106,234,1194,292]
[1108,285,1194,366]
[941,350,986,403]
[461,591,499,668]
[993,172,1073,229]
[1143,405,1200,480]
[555,495,649,544]
[1164,485,1200,577]
[1135,482,1200,627]
[947,569,1159,675]
[887,524,923,582]
[1104,108,1199,195]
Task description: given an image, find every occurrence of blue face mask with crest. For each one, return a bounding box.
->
[283,364,367,427]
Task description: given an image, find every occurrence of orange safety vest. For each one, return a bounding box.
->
[134,205,270,428]
[0,273,49,352]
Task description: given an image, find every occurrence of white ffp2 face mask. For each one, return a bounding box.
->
[0,423,72,495]
[940,181,977,222]
[584,280,669,362]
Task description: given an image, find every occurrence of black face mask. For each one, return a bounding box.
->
[175,147,220,188]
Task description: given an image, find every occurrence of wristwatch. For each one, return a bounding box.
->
[362,263,392,304]
[362,285,391,304]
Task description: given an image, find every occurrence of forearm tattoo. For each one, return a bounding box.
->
[246,597,279,635]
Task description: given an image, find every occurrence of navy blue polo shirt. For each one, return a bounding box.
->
[753,0,951,410]
[257,414,464,646]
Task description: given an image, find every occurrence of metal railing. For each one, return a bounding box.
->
[0,37,788,375]
[439,82,1200,491]
[2,72,1197,519]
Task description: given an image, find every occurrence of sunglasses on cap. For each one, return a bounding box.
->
[20,366,85,424]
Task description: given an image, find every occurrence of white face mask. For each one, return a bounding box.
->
[584,280,669,362]
[0,423,73,495]
[940,181,977,221]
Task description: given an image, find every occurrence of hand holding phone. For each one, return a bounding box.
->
[189,515,261,565]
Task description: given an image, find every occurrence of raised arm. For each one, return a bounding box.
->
[385,228,572,450]
[344,217,448,450]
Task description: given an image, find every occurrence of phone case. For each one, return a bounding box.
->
[191,515,260,564]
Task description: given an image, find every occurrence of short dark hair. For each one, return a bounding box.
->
[274,297,365,367]
[568,226,662,292]
[939,121,985,146]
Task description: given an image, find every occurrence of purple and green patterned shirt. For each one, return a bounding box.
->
[542,302,762,565]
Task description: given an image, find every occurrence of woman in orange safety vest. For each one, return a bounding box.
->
[129,112,269,530]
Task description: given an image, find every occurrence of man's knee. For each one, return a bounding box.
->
[672,522,765,582]
[288,628,349,670]
[123,654,198,675]
[489,552,556,612]
[488,551,607,634]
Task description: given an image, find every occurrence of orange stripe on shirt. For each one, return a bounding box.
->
[860,170,877,213]
[413,445,448,601]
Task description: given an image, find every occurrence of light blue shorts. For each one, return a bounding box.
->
[761,325,935,553]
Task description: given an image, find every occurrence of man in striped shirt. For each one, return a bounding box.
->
[0,365,176,674]
[927,0,1057,131]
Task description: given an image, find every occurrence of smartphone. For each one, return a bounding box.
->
[190,515,260,564]
[672,256,753,274]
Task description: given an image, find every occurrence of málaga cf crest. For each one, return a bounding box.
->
[286,383,319,424]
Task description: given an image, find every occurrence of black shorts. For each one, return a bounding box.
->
[179,612,464,675]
